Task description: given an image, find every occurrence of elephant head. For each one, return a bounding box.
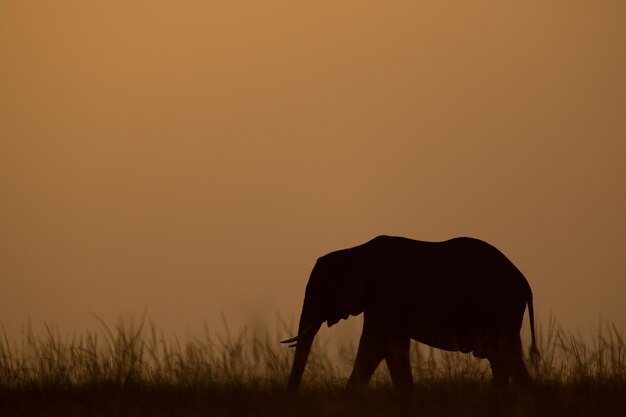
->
[281,249,370,390]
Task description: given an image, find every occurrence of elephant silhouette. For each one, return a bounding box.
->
[282,235,539,390]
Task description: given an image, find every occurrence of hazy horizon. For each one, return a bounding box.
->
[2,0,625,342]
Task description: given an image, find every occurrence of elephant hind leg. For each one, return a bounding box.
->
[510,355,532,387]
[508,334,532,387]
[488,354,510,386]
[487,335,513,386]
[488,333,532,388]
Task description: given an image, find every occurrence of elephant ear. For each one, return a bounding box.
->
[325,250,369,327]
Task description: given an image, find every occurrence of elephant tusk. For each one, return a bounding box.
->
[280,335,300,344]
[280,324,314,345]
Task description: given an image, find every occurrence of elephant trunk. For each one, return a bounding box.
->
[285,321,322,391]
[284,264,326,391]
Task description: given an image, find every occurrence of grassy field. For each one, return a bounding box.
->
[1,317,625,416]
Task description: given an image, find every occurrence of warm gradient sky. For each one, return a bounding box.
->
[2,1,625,340]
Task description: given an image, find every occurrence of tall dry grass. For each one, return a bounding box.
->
[1,315,624,388]
[1,316,625,417]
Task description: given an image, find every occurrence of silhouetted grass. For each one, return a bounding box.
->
[1,316,625,416]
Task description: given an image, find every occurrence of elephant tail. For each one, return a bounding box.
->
[527,295,541,368]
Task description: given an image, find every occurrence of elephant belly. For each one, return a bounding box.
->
[409,322,490,355]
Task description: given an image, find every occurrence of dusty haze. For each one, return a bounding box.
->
[2,1,625,342]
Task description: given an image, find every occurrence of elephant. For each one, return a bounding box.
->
[281,235,539,390]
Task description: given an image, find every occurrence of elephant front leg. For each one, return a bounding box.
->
[385,337,413,387]
[347,318,385,390]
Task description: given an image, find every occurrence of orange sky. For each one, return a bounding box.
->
[2,0,625,340]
